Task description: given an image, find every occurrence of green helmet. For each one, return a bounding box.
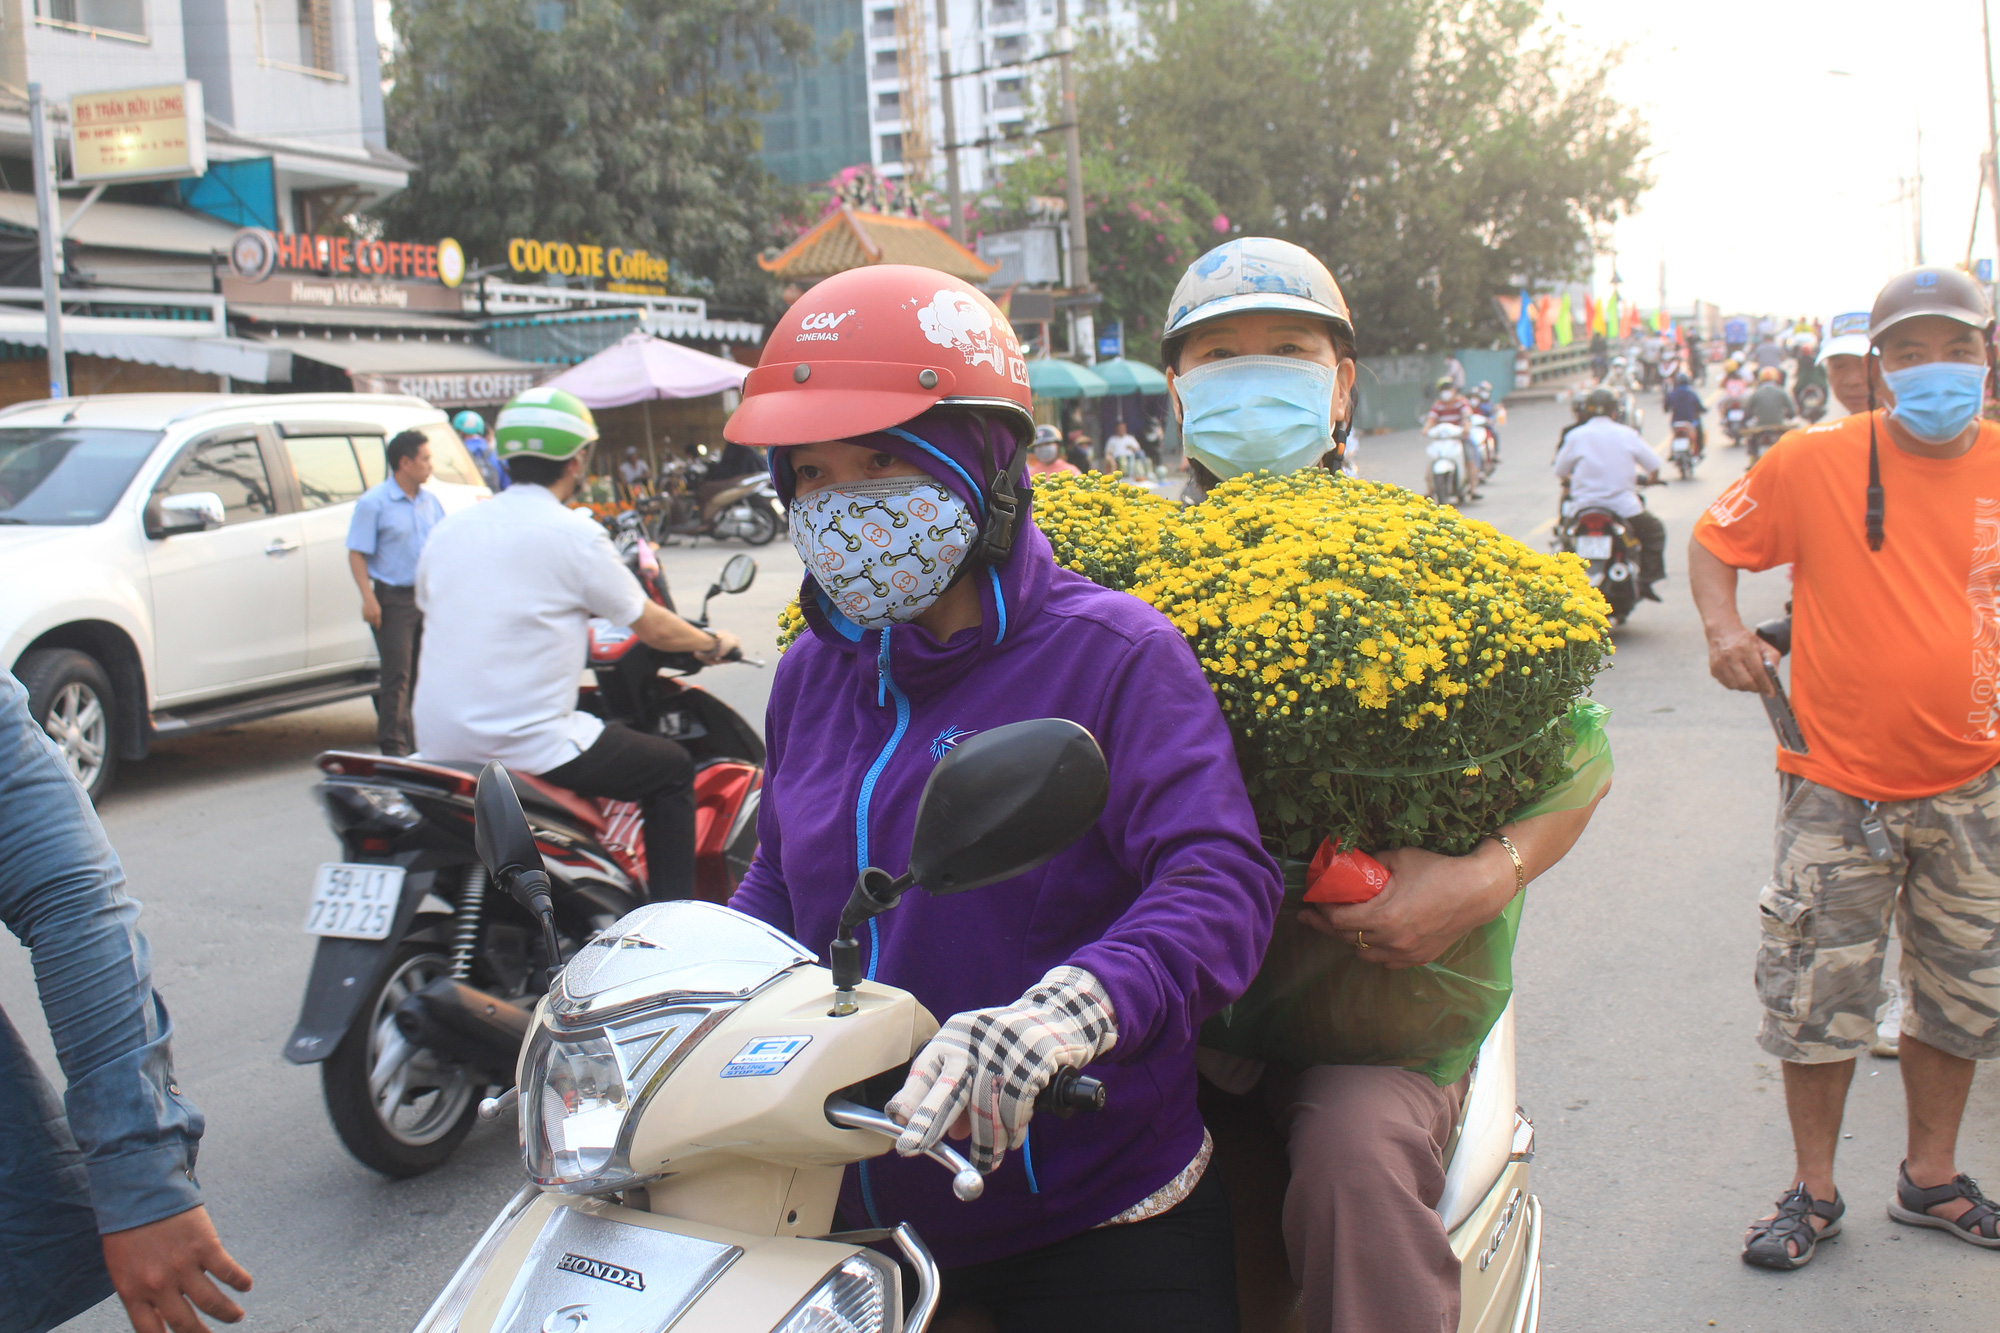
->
[494,387,598,460]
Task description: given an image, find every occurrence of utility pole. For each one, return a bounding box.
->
[28,84,66,399]
[935,0,964,243]
[1983,0,2000,292]
[1054,0,1093,362]
[1914,122,1925,265]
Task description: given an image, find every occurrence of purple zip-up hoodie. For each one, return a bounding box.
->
[729,414,1281,1268]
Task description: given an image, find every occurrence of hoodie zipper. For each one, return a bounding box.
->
[854,626,910,1230]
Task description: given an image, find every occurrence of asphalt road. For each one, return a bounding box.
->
[9,401,1997,1330]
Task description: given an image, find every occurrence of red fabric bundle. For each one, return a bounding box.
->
[1302,841,1390,904]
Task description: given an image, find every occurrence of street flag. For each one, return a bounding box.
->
[1556,292,1574,346]
[1515,287,1534,350]
[1605,289,1619,336]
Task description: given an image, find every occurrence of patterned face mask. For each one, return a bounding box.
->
[789,476,981,628]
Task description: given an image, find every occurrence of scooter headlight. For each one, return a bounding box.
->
[535,1032,628,1179]
[773,1252,898,1333]
[520,1008,711,1193]
[520,901,816,1193]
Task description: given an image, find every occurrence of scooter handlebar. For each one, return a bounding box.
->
[825,1099,986,1200]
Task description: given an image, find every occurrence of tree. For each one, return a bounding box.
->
[1070,0,1650,354]
[377,0,811,318]
[983,155,1225,365]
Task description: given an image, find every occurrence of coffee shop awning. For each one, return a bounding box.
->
[0,313,291,382]
[247,333,559,406]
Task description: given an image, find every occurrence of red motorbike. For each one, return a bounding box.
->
[283,524,764,1177]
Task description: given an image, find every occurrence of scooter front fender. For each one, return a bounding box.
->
[415,1191,939,1333]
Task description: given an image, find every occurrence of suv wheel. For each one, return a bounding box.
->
[15,648,119,799]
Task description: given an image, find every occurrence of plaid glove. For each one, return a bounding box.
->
[887,965,1116,1174]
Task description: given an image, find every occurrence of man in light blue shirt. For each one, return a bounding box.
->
[0,672,253,1332]
[345,430,444,756]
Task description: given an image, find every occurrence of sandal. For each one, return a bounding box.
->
[1743,1184,1844,1270]
[1888,1163,2000,1248]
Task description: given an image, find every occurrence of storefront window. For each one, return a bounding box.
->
[37,0,147,40]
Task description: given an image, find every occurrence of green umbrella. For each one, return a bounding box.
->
[1091,357,1170,395]
[1027,357,1112,399]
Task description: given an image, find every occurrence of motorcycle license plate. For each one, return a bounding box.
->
[303,863,404,939]
[1574,535,1614,560]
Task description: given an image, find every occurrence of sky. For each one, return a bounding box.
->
[1547,0,2000,317]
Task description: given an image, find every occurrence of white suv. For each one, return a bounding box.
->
[0,393,493,798]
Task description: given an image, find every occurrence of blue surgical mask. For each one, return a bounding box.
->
[1883,360,1990,444]
[1174,355,1338,479]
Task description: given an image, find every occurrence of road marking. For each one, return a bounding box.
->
[1529,517,1554,535]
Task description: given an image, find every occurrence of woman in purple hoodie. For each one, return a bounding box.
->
[723,265,1281,1330]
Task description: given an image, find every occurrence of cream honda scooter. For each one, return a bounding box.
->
[412,719,1111,1333]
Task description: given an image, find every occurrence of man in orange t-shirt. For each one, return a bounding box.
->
[1692,266,2000,1271]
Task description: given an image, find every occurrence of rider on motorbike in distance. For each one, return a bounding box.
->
[721,264,1283,1330]
[1159,236,1605,1333]
[410,386,743,900]
[1748,365,1796,430]
[1554,388,1668,601]
[1665,372,1707,457]
[1425,376,1473,431]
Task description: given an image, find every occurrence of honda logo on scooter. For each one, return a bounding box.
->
[555,1252,646,1290]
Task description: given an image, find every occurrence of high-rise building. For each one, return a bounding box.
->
[863,0,1136,193]
[751,0,873,187]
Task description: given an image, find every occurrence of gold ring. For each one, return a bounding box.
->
[1356,930,1370,949]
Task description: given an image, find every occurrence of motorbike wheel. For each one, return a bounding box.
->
[322,944,482,1178]
[740,499,780,547]
[1677,457,1694,480]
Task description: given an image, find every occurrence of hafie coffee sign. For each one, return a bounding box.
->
[226,227,467,310]
[230,227,465,286]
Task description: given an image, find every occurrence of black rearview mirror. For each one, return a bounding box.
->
[719,554,756,594]
[474,762,549,914]
[907,718,1109,895]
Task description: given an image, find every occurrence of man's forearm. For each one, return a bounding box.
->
[632,601,718,653]
[347,550,374,600]
[0,680,204,1231]
[1687,536,1746,636]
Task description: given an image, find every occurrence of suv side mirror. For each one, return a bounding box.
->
[908,718,1109,894]
[145,491,224,539]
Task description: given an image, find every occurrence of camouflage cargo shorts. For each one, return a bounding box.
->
[1757,768,2000,1063]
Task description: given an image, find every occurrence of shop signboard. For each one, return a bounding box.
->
[349,368,557,409]
[220,274,466,312]
[70,82,208,183]
[229,228,463,287]
[226,228,466,310]
[505,236,671,295]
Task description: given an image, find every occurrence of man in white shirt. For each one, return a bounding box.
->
[1105,420,1144,476]
[413,387,740,899]
[1555,387,1667,599]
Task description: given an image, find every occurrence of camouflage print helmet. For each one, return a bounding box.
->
[1161,237,1354,356]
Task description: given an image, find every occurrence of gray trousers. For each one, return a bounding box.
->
[370,582,421,757]
[1205,1063,1468,1333]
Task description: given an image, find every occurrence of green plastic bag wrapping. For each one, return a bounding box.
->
[1201,700,1612,1086]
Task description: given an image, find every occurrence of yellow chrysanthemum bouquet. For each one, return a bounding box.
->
[1036,468,1611,858]
[1035,468,1613,1084]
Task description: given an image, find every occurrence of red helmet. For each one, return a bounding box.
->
[725,264,1034,447]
